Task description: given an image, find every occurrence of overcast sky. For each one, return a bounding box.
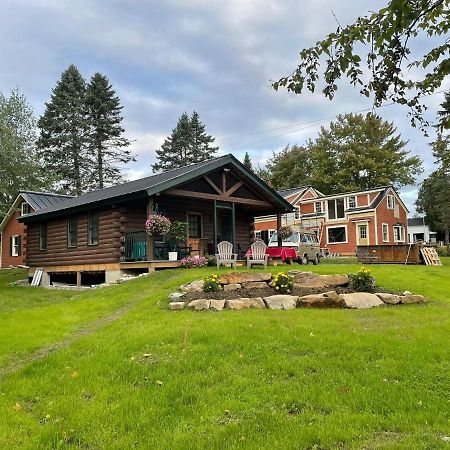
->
[0,0,447,213]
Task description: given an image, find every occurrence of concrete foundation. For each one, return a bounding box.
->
[40,271,51,287]
[105,269,124,284]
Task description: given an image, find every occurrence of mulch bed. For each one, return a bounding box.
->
[184,285,392,301]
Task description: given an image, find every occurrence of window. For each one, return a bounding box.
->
[327,226,347,244]
[87,212,99,246]
[11,235,21,257]
[294,208,300,220]
[254,231,261,239]
[187,213,202,238]
[20,202,30,216]
[393,225,405,242]
[315,202,322,213]
[348,196,356,208]
[39,224,47,250]
[327,198,345,220]
[387,195,395,209]
[67,217,78,248]
[382,223,389,242]
[358,225,367,239]
[268,230,276,239]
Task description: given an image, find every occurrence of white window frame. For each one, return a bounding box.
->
[314,201,322,213]
[20,202,30,216]
[382,223,389,242]
[387,195,395,209]
[348,196,357,208]
[326,225,348,245]
[11,235,20,257]
[327,198,345,220]
[268,229,276,239]
[393,225,405,243]
[254,230,261,239]
[294,207,301,220]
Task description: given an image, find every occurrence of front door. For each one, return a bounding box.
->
[356,223,369,246]
[218,212,233,243]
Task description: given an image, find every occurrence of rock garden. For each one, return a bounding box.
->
[168,267,426,311]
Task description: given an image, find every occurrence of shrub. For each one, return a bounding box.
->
[203,274,222,292]
[272,272,294,294]
[350,266,375,292]
[206,255,217,267]
[145,214,171,236]
[168,221,189,250]
[180,256,208,268]
[436,245,449,257]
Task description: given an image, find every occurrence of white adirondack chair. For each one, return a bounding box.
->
[216,241,238,269]
[247,240,268,269]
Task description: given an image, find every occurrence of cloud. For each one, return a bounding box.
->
[0,0,447,215]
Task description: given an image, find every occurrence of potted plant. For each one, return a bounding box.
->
[167,221,188,261]
[145,214,171,236]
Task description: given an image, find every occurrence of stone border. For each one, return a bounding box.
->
[168,272,426,311]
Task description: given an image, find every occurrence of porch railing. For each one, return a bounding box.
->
[124,231,147,261]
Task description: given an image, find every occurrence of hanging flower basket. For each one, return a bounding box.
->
[278,225,294,241]
[145,214,171,236]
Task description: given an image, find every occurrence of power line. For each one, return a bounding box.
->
[224,89,447,152]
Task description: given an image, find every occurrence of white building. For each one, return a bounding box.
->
[407,217,437,243]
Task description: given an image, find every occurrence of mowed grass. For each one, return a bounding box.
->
[0,260,449,449]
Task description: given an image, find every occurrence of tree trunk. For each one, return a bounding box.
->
[445,224,449,255]
[73,149,82,195]
[97,143,103,189]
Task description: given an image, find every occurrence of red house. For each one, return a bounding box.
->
[255,185,409,256]
[0,191,72,268]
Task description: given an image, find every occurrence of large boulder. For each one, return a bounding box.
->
[219,272,272,285]
[169,302,185,310]
[242,281,268,290]
[187,299,210,310]
[375,293,401,305]
[340,293,384,309]
[225,298,266,310]
[400,294,426,304]
[263,295,298,310]
[292,272,349,288]
[297,291,345,308]
[209,300,225,311]
[223,283,241,291]
[169,291,187,302]
[180,280,204,293]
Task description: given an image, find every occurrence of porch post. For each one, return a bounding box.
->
[231,202,236,250]
[277,212,282,247]
[213,200,217,251]
[147,197,154,260]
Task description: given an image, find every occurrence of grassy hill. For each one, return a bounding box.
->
[1,261,449,449]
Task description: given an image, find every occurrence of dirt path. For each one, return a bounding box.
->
[0,298,141,380]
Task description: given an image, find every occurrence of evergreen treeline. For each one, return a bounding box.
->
[38,65,133,194]
[152,111,218,172]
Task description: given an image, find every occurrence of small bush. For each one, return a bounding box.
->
[180,256,208,268]
[272,272,294,294]
[203,274,222,293]
[436,245,449,257]
[350,267,375,292]
[206,255,217,267]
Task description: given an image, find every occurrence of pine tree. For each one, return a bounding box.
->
[189,111,218,163]
[86,73,134,189]
[152,111,218,172]
[0,88,55,217]
[243,151,253,171]
[37,65,90,195]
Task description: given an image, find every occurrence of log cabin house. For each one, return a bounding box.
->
[20,154,292,286]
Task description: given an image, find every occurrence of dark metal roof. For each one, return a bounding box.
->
[20,191,73,211]
[21,154,293,222]
[277,186,309,198]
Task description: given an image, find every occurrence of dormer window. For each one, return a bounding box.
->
[315,202,322,213]
[348,196,356,208]
[327,198,345,220]
[20,202,30,216]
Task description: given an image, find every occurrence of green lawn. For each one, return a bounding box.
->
[0,260,449,449]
